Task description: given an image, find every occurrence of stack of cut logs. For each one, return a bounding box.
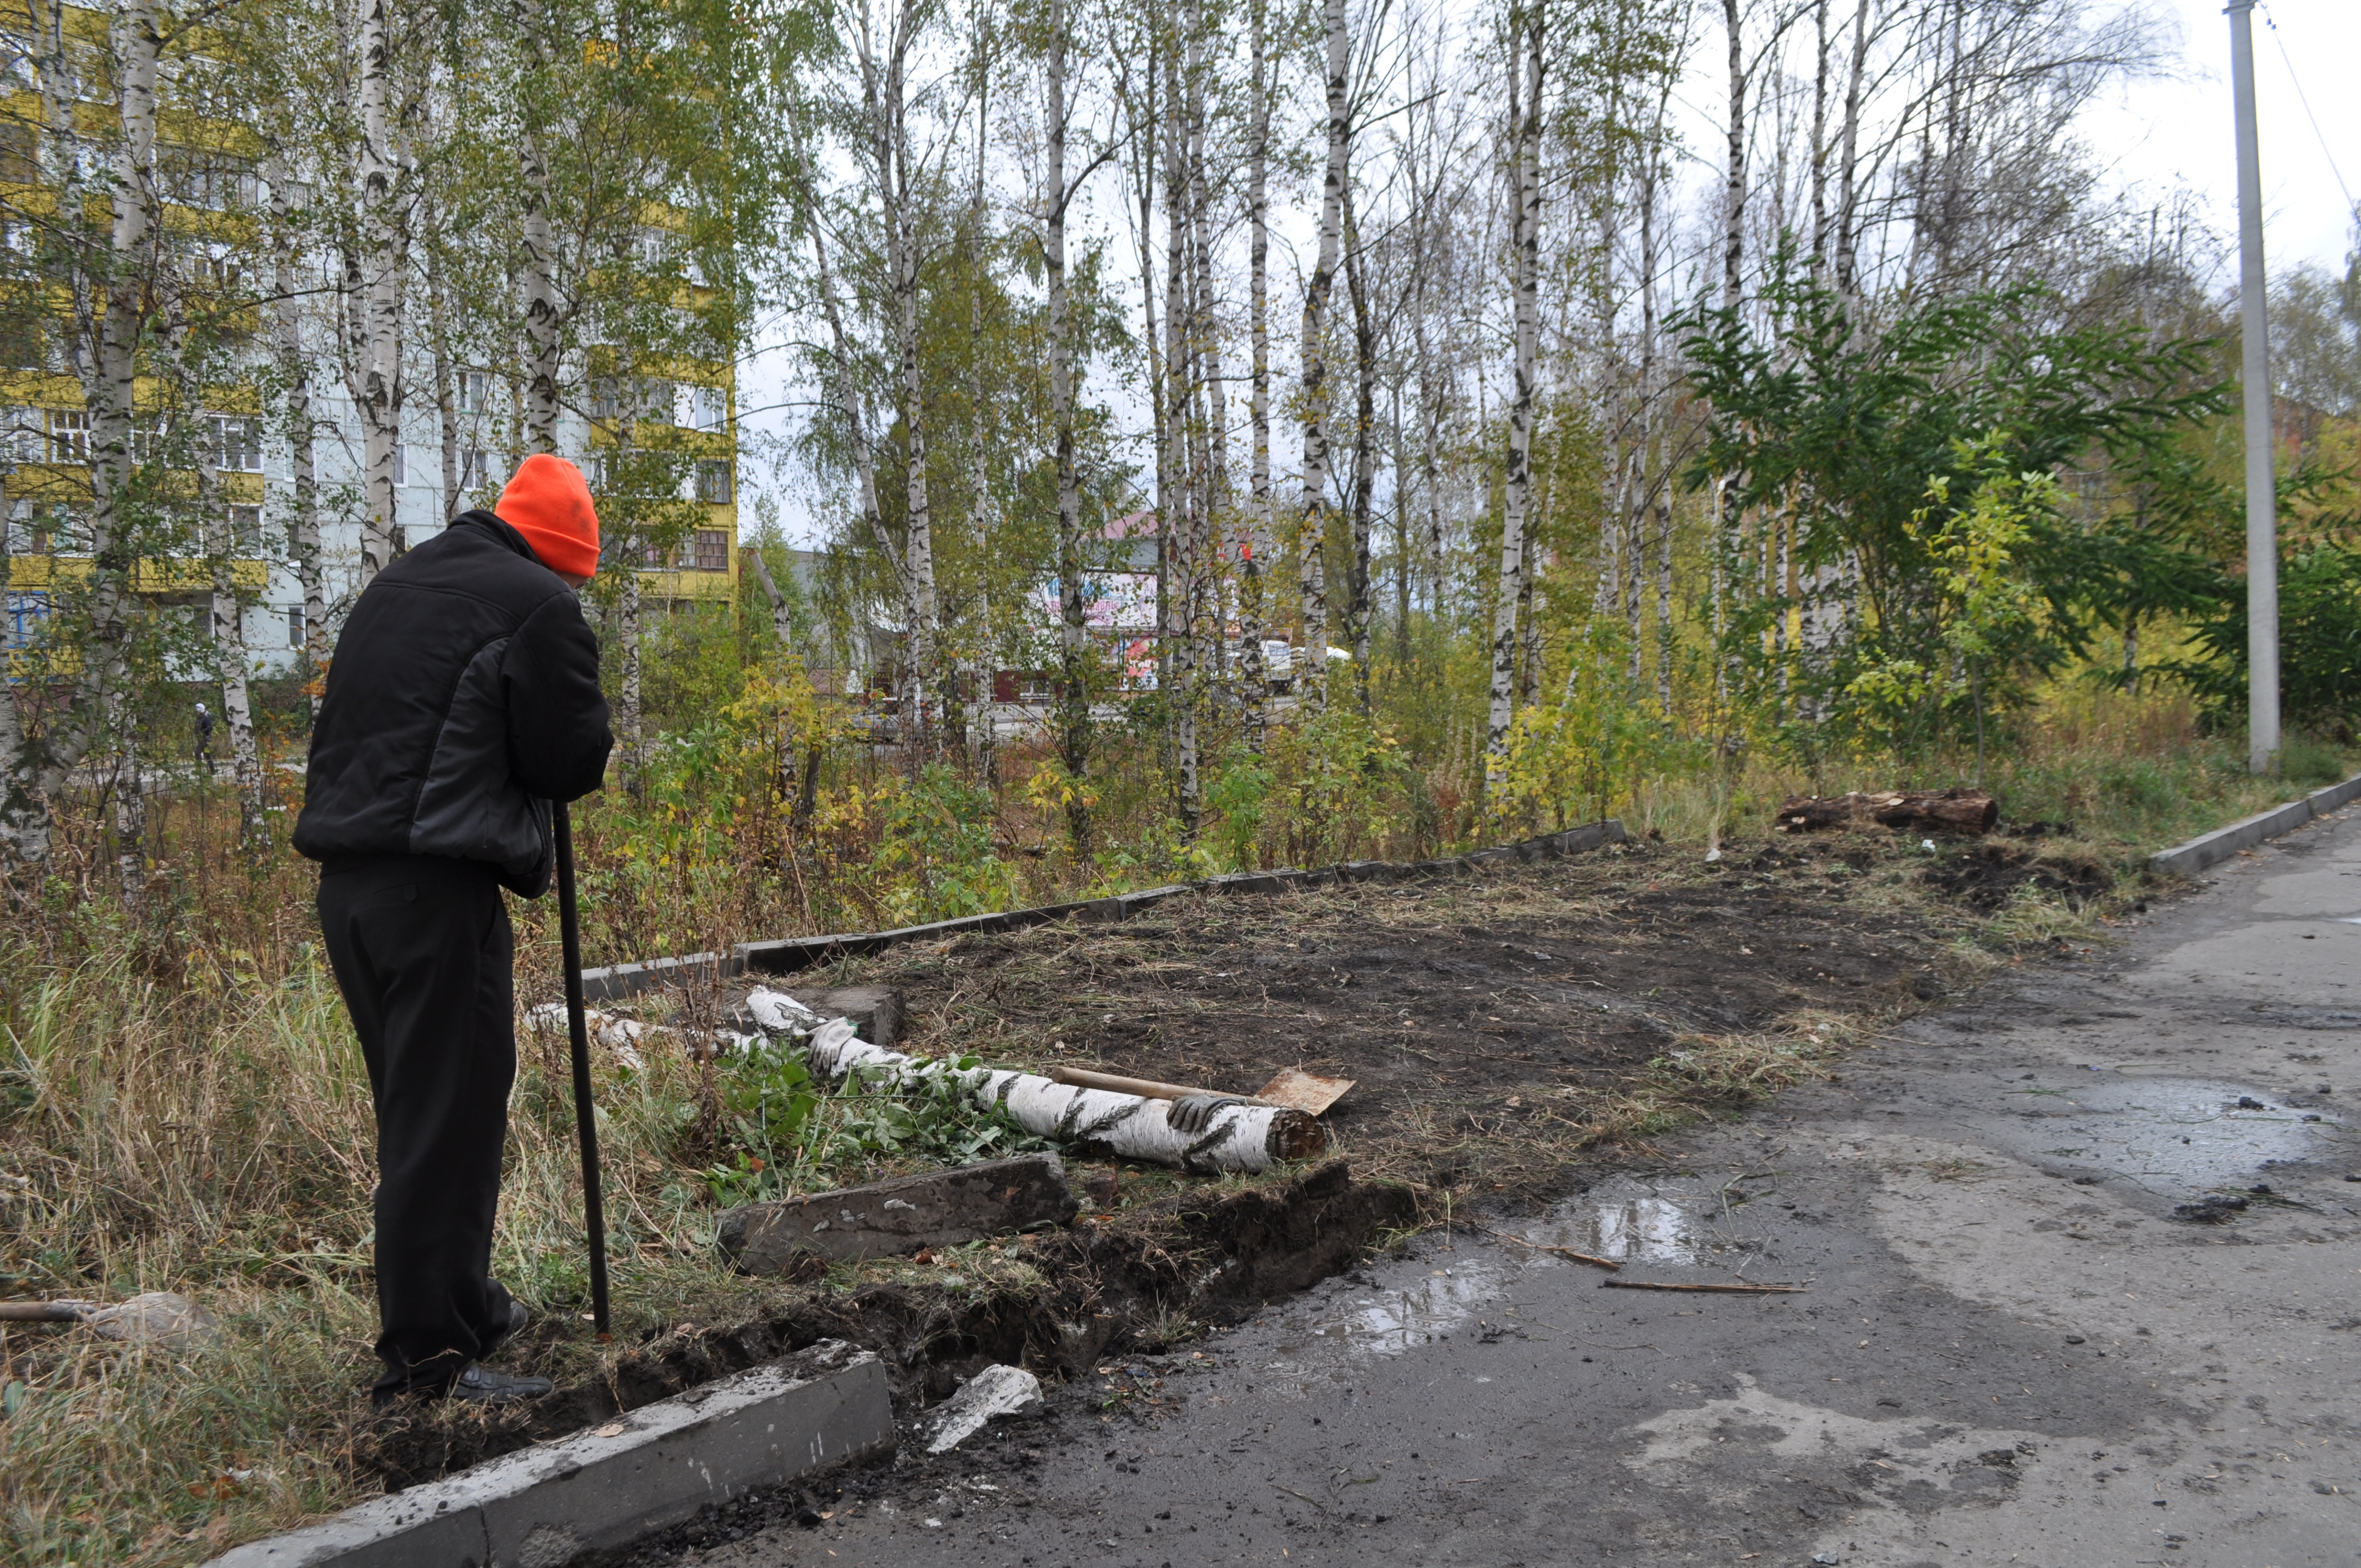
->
[1773,788,1997,835]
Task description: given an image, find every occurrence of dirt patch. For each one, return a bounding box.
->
[367,832,2093,1491]
[1921,840,2114,912]
[818,837,1963,1194]
[353,1160,1410,1489]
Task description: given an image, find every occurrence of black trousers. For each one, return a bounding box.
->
[318,856,519,1399]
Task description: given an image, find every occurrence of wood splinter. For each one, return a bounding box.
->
[1478,1224,1621,1272]
[1600,1279,1808,1294]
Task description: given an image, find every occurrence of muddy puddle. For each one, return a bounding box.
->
[1976,1075,2349,1192]
[1247,1180,1753,1392]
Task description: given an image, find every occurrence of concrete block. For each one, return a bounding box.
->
[788,985,902,1048]
[2308,772,2361,815]
[580,952,727,1004]
[1116,884,1193,917]
[717,1153,1077,1272]
[2150,798,2316,878]
[735,933,889,977]
[1201,870,1295,895]
[204,1342,893,1568]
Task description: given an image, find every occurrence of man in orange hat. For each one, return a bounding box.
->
[296,454,613,1407]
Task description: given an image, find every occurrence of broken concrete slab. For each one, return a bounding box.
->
[204,1341,891,1568]
[788,984,903,1047]
[918,1364,1045,1455]
[716,1153,1078,1273]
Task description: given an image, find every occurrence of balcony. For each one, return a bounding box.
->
[7,554,270,594]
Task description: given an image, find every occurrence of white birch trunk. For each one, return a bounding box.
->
[1235,0,1270,753]
[1486,10,1541,772]
[1297,0,1350,712]
[97,0,160,901]
[1046,0,1092,846]
[516,0,562,454]
[1164,13,1199,833]
[851,0,939,744]
[268,156,327,715]
[355,0,404,580]
[1722,0,1747,311]
[616,568,643,793]
[203,488,263,839]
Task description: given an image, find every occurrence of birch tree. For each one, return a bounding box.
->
[1484,2,1540,775]
[1297,0,1351,711]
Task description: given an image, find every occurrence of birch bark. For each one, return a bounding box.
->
[516,0,562,453]
[1297,0,1350,712]
[852,0,939,744]
[355,0,405,579]
[1046,0,1092,847]
[1238,0,1270,752]
[1484,7,1541,774]
[268,156,326,713]
[95,0,161,900]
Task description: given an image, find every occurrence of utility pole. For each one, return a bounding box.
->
[2228,0,2280,774]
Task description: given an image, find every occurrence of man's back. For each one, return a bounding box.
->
[295,510,612,895]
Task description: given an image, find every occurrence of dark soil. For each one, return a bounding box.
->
[831,835,1970,1190]
[1920,838,2114,912]
[355,1161,1411,1488]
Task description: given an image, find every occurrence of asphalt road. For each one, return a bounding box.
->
[673,806,2361,1568]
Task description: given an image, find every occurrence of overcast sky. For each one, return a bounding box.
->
[738,0,2361,548]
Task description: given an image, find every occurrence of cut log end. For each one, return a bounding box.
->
[1267,1110,1329,1163]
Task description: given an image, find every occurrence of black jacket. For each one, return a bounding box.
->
[295,511,613,896]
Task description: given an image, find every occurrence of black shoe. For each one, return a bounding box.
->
[447,1362,553,1404]
[481,1296,529,1360]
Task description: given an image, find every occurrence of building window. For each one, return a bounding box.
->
[12,507,68,553]
[46,408,88,464]
[695,459,732,504]
[390,443,407,487]
[6,590,49,653]
[162,151,259,210]
[211,414,263,472]
[589,377,619,420]
[286,606,306,649]
[692,385,727,432]
[455,371,489,414]
[693,529,727,572]
[459,448,491,491]
[229,504,262,553]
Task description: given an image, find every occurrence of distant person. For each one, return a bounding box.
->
[194,700,213,773]
[294,455,613,1408]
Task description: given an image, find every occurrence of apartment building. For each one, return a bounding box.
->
[0,7,739,677]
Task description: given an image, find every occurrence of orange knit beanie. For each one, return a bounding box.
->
[497,454,601,579]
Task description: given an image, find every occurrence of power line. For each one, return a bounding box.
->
[2259,3,2354,216]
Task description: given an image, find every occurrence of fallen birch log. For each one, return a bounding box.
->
[745,988,1324,1173]
[1774,788,1996,835]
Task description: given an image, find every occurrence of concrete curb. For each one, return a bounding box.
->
[578,818,1627,996]
[204,1342,892,1568]
[2148,772,2361,878]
